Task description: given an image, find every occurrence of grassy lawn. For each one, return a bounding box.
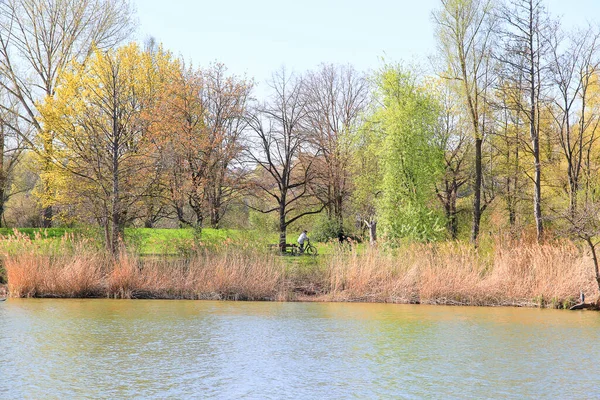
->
[0,227,77,239]
[125,228,280,255]
[0,227,355,261]
[0,227,281,255]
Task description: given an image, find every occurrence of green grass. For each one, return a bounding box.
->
[125,228,279,255]
[0,227,361,259]
[0,227,77,239]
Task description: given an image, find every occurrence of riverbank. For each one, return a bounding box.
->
[3,236,599,309]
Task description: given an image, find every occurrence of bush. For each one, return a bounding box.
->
[312,217,346,242]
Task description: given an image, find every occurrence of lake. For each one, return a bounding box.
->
[1,299,598,399]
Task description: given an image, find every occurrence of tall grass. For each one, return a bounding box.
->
[325,239,597,307]
[3,233,598,307]
[5,249,285,300]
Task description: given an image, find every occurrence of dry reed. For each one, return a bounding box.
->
[3,234,599,308]
[4,243,285,300]
[324,239,598,307]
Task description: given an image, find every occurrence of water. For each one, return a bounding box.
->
[0,299,599,399]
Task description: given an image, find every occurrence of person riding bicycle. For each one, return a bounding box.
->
[298,230,309,253]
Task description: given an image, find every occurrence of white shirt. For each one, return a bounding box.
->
[298,232,308,244]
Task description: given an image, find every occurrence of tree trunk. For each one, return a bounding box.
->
[189,200,204,235]
[471,137,483,244]
[104,219,111,253]
[568,174,578,217]
[193,213,203,240]
[448,202,458,240]
[210,205,220,229]
[175,205,186,228]
[110,208,122,256]
[0,126,4,228]
[110,172,121,255]
[533,153,543,242]
[279,206,287,251]
[367,220,377,245]
[110,94,120,256]
[531,87,543,241]
[586,238,600,293]
[42,134,54,228]
[0,174,5,229]
[529,0,543,242]
[42,205,53,228]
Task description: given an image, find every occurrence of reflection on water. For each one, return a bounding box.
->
[1,299,599,399]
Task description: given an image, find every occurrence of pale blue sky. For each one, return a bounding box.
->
[132,0,600,92]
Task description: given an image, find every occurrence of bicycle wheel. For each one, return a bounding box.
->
[305,244,318,256]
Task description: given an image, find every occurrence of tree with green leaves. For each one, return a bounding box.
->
[375,65,445,242]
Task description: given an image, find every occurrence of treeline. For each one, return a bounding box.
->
[2,0,600,257]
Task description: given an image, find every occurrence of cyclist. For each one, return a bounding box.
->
[298,230,309,253]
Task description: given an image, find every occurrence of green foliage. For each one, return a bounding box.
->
[374,64,445,241]
[350,116,384,226]
[311,217,346,242]
[248,210,279,233]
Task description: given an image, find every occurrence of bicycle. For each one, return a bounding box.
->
[299,239,318,256]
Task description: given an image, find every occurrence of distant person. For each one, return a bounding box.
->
[298,230,308,253]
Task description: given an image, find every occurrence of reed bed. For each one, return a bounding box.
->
[4,236,286,300]
[324,240,598,307]
[3,234,599,308]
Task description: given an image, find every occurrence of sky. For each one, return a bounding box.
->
[132,0,600,94]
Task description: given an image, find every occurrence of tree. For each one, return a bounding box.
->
[496,0,553,242]
[155,64,207,231]
[433,79,472,239]
[376,65,445,242]
[201,64,253,229]
[0,0,134,227]
[433,0,496,244]
[303,64,370,233]
[492,79,528,228]
[154,63,252,233]
[39,43,172,254]
[561,200,600,293]
[246,69,323,249]
[547,26,600,215]
[0,87,30,226]
[351,117,383,245]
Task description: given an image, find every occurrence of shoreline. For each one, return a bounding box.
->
[2,283,598,310]
[3,238,600,310]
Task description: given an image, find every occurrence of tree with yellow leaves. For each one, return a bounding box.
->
[39,43,175,254]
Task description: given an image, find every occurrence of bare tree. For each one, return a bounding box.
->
[547,25,600,215]
[434,81,472,239]
[492,77,528,228]
[303,64,370,233]
[0,0,134,227]
[156,63,253,233]
[202,64,253,229]
[496,0,553,242]
[561,201,600,293]
[246,69,323,249]
[158,65,209,232]
[0,89,29,226]
[433,0,497,245]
